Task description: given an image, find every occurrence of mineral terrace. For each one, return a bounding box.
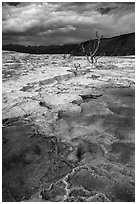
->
[2,51,135,202]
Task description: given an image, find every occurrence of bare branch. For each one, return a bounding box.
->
[92,39,96,54]
[81,43,86,54]
[96,31,99,39]
[74,63,81,70]
[80,31,103,65]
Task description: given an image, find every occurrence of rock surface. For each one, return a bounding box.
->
[2,51,135,202]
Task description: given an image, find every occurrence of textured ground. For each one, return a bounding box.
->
[2,51,135,202]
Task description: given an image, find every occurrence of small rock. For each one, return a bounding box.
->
[39,101,52,109]
[87,193,110,202]
[40,190,51,201]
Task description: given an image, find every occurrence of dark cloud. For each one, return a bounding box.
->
[3,2,21,6]
[2,2,135,46]
[96,7,117,15]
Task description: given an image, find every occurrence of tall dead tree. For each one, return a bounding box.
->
[80,31,103,65]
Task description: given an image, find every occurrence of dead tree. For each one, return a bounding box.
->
[67,62,81,76]
[63,52,82,76]
[80,31,103,65]
[73,63,81,76]
[63,53,73,61]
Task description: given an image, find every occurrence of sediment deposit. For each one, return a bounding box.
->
[2,51,135,202]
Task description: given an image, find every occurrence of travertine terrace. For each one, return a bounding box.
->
[2,51,135,202]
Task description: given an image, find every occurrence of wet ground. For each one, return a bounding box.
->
[2,87,135,202]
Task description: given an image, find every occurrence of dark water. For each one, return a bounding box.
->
[2,120,72,201]
[60,87,134,140]
[56,87,135,165]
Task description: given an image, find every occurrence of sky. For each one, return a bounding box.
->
[2,2,135,46]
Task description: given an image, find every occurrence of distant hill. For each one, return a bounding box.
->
[2,32,135,56]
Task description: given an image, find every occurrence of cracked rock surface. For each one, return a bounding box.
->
[2,51,135,202]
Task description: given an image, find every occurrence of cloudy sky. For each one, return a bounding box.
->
[2,2,135,46]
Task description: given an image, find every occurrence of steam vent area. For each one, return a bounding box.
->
[2,52,135,202]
